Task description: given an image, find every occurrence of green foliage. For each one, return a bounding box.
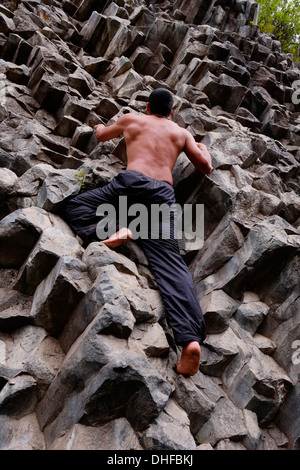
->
[75,170,86,188]
[257,0,300,60]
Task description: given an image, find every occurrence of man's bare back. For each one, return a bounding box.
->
[94,103,212,185]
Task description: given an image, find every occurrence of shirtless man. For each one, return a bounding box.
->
[65,88,212,376]
[94,91,212,247]
[94,94,212,186]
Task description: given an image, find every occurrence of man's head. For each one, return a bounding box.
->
[147,88,173,117]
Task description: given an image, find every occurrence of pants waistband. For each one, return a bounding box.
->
[122,169,173,187]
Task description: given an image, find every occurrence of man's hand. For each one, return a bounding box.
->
[94,124,105,141]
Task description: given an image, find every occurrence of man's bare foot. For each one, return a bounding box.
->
[176,341,201,376]
[101,228,132,248]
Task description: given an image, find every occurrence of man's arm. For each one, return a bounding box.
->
[94,114,130,142]
[183,131,213,174]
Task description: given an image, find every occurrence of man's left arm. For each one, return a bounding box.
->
[184,132,213,174]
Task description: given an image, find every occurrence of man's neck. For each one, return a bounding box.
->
[152,114,167,119]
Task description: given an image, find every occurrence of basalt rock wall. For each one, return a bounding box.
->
[0,0,299,450]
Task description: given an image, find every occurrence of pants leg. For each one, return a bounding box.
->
[64,179,122,245]
[63,170,161,244]
[139,237,206,346]
[137,177,206,346]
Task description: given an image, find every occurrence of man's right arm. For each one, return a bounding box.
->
[94,114,132,142]
[183,131,213,174]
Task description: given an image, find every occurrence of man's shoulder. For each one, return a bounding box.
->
[119,112,141,121]
[115,112,143,126]
[169,119,189,137]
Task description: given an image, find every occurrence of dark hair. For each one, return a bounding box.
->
[148,88,174,117]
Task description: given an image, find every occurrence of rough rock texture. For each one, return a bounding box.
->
[0,0,299,451]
